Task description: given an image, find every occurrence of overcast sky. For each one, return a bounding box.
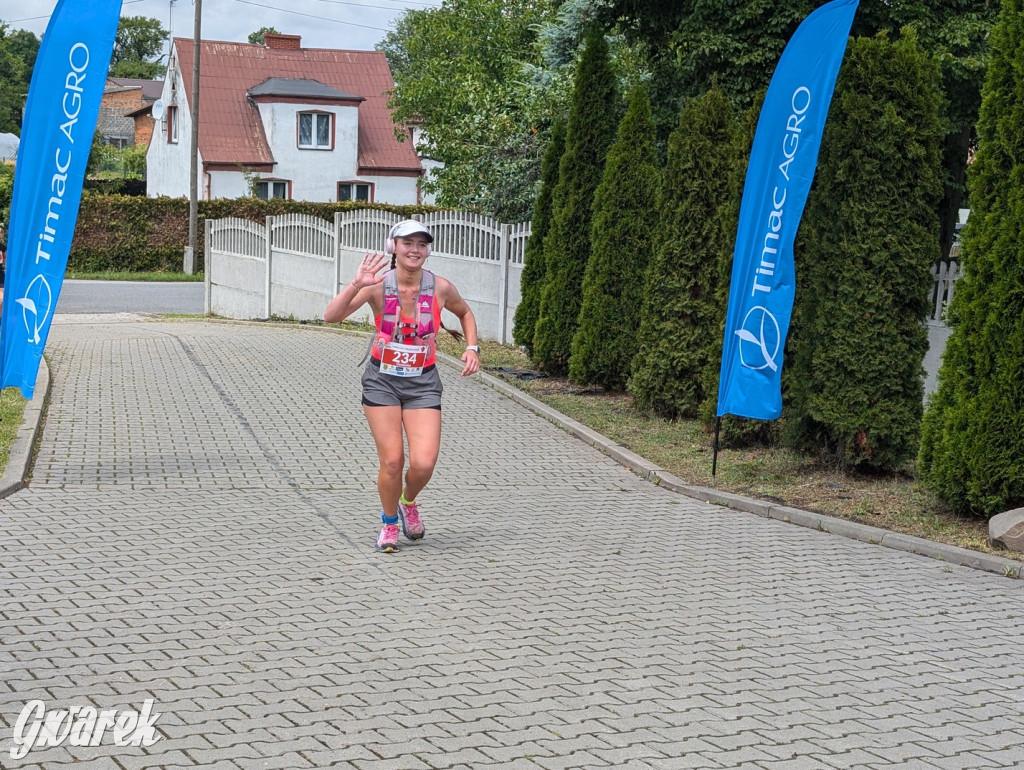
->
[1,0,442,54]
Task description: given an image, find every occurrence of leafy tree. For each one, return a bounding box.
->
[628,85,739,418]
[919,0,1024,516]
[248,27,281,45]
[110,16,168,79]
[532,27,619,375]
[513,118,565,353]
[378,0,559,221]
[0,24,37,133]
[568,85,659,389]
[0,162,13,220]
[784,30,945,472]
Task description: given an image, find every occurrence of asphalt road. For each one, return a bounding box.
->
[54,279,205,315]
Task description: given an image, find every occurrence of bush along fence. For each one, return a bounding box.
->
[205,209,530,344]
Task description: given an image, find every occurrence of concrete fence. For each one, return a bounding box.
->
[205,210,530,344]
[924,259,961,396]
[206,209,963,395]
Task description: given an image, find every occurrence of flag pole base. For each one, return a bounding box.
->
[712,417,722,480]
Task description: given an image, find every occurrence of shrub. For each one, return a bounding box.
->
[919,1,1024,515]
[69,194,428,274]
[569,84,660,390]
[532,27,619,374]
[513,119,565,353]
[629,85,740,418]
[784,30,945,472]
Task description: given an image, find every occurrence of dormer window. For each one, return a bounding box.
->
[298,111,332,150]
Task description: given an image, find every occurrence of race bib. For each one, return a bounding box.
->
[379,342,428,377]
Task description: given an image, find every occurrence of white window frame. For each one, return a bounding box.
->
[337,181,372,203]
[298,111,333,150]
[256,180,290,200]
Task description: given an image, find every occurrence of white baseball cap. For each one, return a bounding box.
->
[391,220,433,242]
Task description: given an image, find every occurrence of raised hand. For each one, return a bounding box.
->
[352,251,390,289]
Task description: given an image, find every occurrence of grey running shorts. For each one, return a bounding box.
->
[361,358,443,410]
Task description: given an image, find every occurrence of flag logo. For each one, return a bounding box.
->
[14,276,54,345]
[736,306,780,373]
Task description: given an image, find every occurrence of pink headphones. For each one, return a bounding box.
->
[385,220,433,256]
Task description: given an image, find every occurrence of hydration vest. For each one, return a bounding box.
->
[363,269,438,365]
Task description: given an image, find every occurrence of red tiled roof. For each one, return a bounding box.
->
[173,37,420,173]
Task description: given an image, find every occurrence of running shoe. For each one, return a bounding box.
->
[376,523,400,553]
[398,500,425,541]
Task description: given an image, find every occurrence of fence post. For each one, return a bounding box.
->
[497,224,511,344]
[264,215,273,320]
[204,219,212,315]
[333,211,343,294]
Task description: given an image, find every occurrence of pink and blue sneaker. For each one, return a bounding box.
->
[376,512,400,553]
[398,499,425,541]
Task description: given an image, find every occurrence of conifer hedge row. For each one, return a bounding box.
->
[512,119,565,353]
[785,31,945,471]
[532,27,619,375]
[918,0,1024,516]
[523,27,967,484]
[569,85,660,390]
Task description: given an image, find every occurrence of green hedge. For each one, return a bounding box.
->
[629,86,740,419]
[68,194,430,273]
[784,30,944,472]
[919,0,1024,516]
[569,84,660,390]
[532,28,619,375]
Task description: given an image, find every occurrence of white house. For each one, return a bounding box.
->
[146,33,424,204]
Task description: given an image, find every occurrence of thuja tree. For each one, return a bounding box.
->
[919,0,1024,516]
[629,85,739,418]
[696,95,777,447]
[532,27,619,374]
[513,119,566,353]
[568,85,660,389]
[784,30,944,471]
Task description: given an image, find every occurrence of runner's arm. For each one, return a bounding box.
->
[441,281,480,377]
[324,252,388,323]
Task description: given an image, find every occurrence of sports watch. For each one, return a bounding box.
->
[465,345,480,354]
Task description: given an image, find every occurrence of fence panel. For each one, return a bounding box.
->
[929,260,960,323]
[268,214,336,320]
[206,218,267,319]
[208,209,531,340]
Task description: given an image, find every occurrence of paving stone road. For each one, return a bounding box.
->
[1,317,1023,769]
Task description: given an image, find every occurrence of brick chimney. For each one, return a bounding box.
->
[264,34,301,50]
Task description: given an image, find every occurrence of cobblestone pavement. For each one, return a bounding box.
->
[2,318,1023,770]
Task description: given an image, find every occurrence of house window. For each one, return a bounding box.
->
[298,112,332,149]
[256,180,289,200]
[167,105,178,143]
[337,182,371,203]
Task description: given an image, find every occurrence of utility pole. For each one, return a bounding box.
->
[185,0,201,274]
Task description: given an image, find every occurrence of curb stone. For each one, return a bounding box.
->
[0,358,50,500]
